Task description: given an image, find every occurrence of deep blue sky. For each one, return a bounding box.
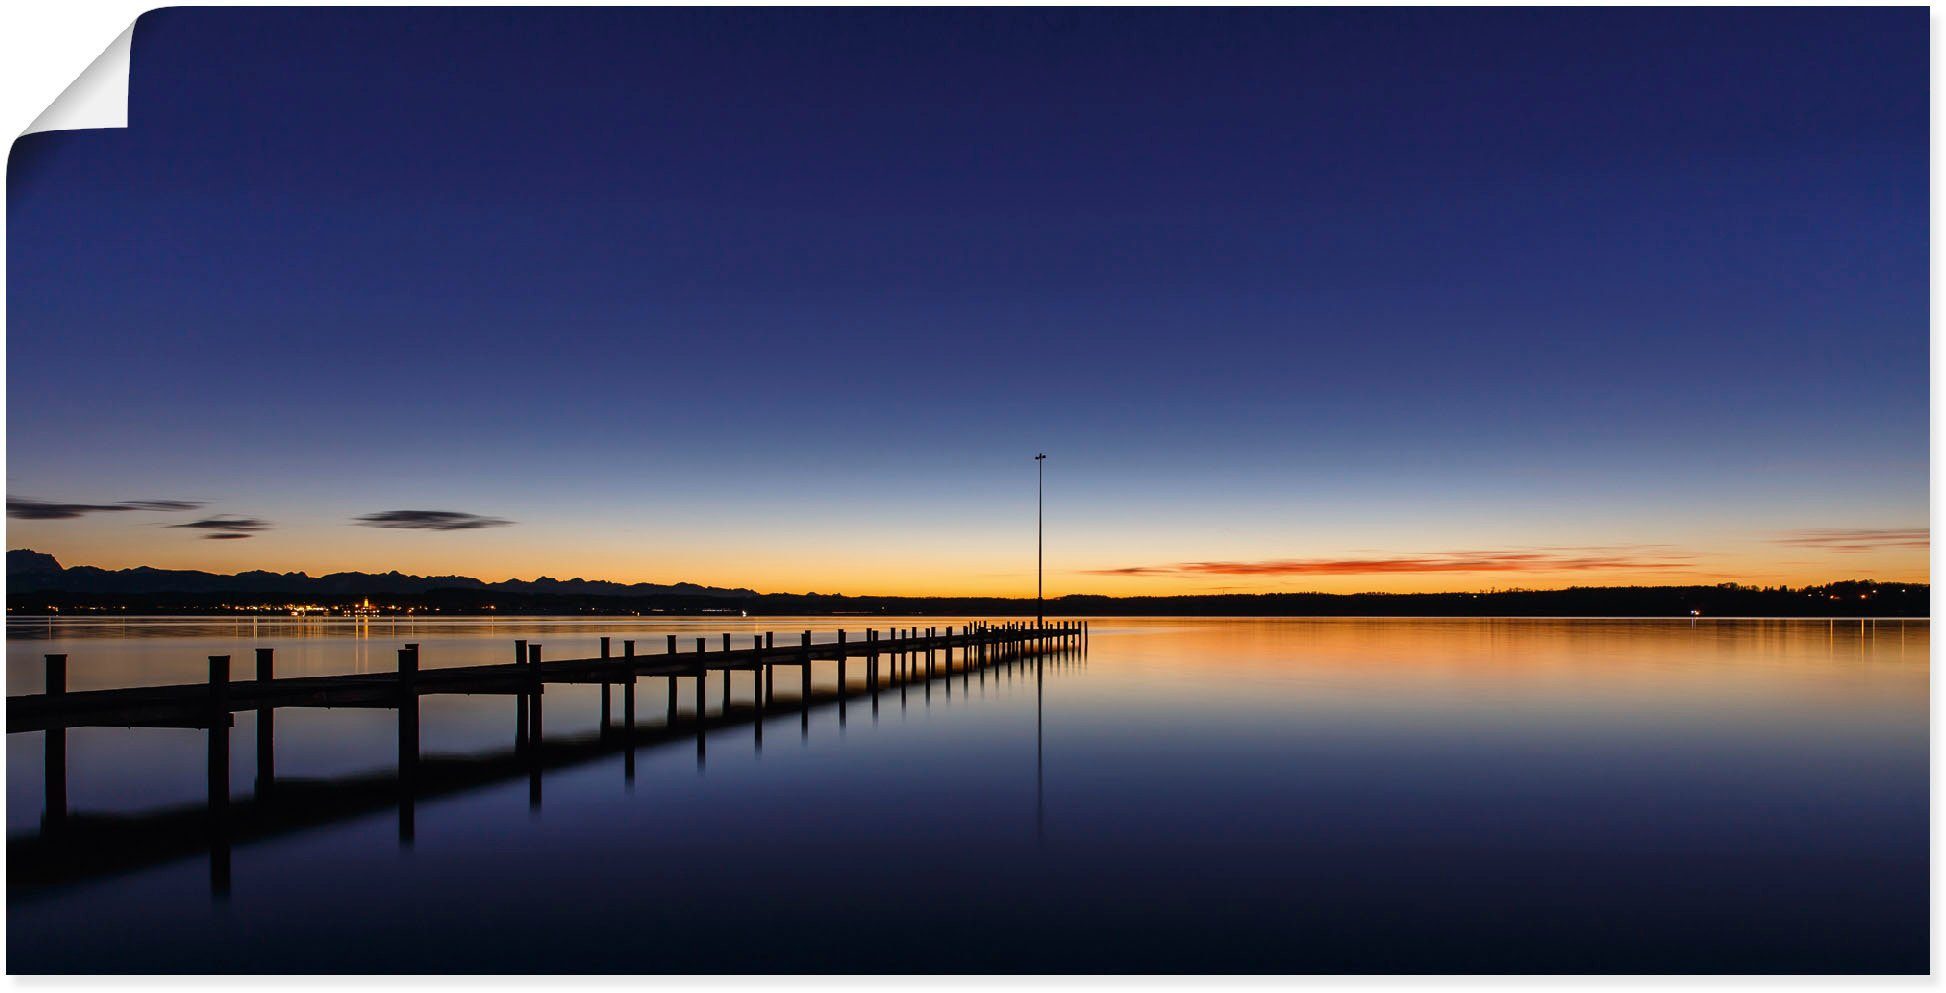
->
[6,8,1928,593]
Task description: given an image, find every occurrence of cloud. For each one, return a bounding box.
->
[171,516,272,532]
[1080,547,1694,577]
[201,532,256,540]
[8,497,206,520]
[1773,528,1928,553]
[354,509,514,531]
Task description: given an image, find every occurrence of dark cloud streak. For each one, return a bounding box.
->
[8,497,206,520]
[1773,528,1927,552]
[171,516,272,532]
[355,510,514,531]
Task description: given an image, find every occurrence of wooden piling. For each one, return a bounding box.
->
[527,644,543,743]
[667,634,680,725]
[599,637,613,730]
[694,638,707,721]
[622,640,638,725]
[802,634,816,703]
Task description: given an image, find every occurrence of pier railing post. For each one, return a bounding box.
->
[667,635,680,725]
[799,631,812,734]
[694,638,708,722]
[622,639,637,729]
[526,644,543,743]
[515,640,530,752]
[753,634,767,749]
[599,637,613,732]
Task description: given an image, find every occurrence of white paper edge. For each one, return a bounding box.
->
[21,22,134,137]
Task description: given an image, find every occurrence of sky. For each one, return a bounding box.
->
[5,8,1929,596]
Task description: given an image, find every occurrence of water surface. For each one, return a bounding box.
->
[7,616,1928,973]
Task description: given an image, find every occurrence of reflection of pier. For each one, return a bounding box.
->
[11,622,1086,895]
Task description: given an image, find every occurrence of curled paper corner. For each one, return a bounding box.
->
[21,23,135,137]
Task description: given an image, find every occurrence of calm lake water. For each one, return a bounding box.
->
[6,616,1928,973]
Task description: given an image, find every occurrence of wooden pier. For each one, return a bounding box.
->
[9,620,1086,894]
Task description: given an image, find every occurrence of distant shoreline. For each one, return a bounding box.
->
[5,579,1926,619]
[6,612,1929,622]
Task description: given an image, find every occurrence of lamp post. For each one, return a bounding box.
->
[1035,453,1046,626]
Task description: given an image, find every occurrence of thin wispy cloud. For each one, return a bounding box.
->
[1773,528,1928,553]
[7,497,206,520]
[355,510,514,531]
[201,532,256,540]
[170,516,272,534]
[1082,547,1694,578]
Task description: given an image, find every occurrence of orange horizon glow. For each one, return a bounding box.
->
[7,529,1928,598]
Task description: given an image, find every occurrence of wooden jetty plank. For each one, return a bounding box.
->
[6,622,1083,732]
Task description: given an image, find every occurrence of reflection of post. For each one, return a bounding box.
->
[254,648,275,798]
[43,654,67,829]
[527,644,544,810]
[208,655,233,898]
[622,640,637,784]
[1036,643,1044,845]
[398,646,419,845]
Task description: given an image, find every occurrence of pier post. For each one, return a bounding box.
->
[599,637,613,732]
[622,639,637,716]
[837,630,851,723]
[43,654,66,827]
[515,640,530,752]
[527,644,544,742]
[694,638,708,719]
[765,632,777,704]
[721,636,732,713]
[667,635,680,725]
[753,634,766,749]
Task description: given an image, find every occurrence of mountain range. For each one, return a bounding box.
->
[6,549,756,599]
